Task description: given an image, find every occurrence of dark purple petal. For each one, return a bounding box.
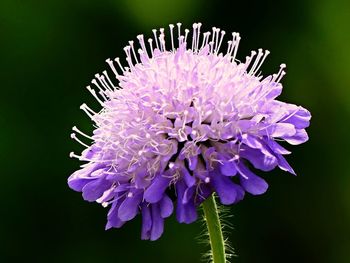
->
[188,155,198,171]
[181,166,196,187]
[240,146,277,172]
[106,201,125,229]
[68,164,104,191]
[134,170,149,189]
[68,176,95,192]
[209,169,244,205]
[82,177,111,202]
[237,164,268,195]
[220,161,238,176]
[241,134,262,149]
[150,204,164,241]
[275,154,296,175]
[144,175,171,203]
[183,186,195,204]
[159,195,173,218]
[141,204,152,240]
[266,139,291,155]
[194,183,213,205]
[118,191,143,221]
[176,181,198,223]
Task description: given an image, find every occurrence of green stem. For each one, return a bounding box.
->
[202,194,227,263]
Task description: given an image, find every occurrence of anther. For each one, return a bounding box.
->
[168,162,175,169]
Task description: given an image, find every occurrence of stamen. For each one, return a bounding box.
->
[159,28,165,51]
[209,41,214,53]
[114,57,125,72]
[98,74,113,91]
[214,28,220,53]
[168,162,175,169]
[124,46,134,68]
[244,50,257,70]
[273,63,286,82]
[232,33,241,61]
[86,86,104,105]
[201,32,210,49]
[103,70,118,90]
[91,78,105,94]
[176,22,182,45]
[72,126,93,140]
[252,50,270,75]
[169,24,175,51]
[226,40,232,56]
[137,34,149,58]
[211,27,216,46]
[148,38,154,57]
[105,58,119,78]
[217,30,225,53]
[128,40,139,64]
[69,151,81,159]
[152,29,160,50]
[249,48,263,75]
[196,22,202,51]
[71,133,90,148]
[80,103,96,118]
[184,29,190,45]
[192,23,198,52]
[276,71,286,83]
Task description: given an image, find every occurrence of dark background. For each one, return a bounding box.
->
[1,0,350,262]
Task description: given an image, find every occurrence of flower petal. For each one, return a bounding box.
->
[141,204,152,240]
[150,204,164,241]
[106,201,125,230]
[82,177,111,202]
[219,161,237,176]
[118,191,143,221]
[144,175,171,203]
[159,195,174,218]
[176,181,197,223]
[284,129,309,145]
[209,169,244,205]
[237,164,268,195]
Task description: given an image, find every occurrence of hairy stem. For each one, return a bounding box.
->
[202,194,227,263]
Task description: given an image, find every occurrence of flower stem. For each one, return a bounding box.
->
[202,194,227,263]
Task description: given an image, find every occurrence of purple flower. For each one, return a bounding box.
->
[68,23,311,240]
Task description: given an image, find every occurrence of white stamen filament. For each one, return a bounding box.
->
[169,24,175,51]
[71,133,90,148]
[72,126,93,140]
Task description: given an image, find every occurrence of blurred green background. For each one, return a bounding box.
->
[1,0,350,262]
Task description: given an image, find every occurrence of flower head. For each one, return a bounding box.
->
[68,23,311,240]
